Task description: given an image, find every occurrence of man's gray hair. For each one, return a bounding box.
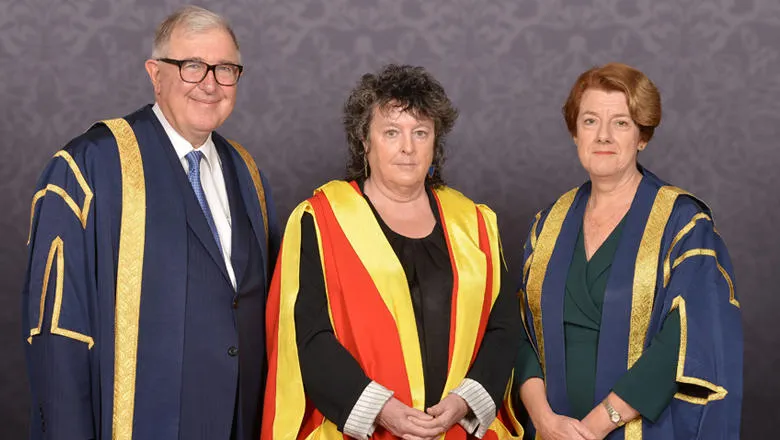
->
[151,5,241,62]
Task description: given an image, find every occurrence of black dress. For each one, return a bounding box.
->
[294,185,521,430]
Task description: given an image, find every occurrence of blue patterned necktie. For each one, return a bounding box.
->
[185,150,223,254]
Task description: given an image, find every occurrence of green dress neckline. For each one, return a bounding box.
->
[563,216,626,419]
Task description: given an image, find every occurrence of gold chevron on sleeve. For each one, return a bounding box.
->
[27,236,95,348]
[670,248,739,308]
[27,150,94,244]
[670,296,728,405]
[662,212,711,288]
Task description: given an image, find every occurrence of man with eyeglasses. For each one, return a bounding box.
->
[22,6,280,440]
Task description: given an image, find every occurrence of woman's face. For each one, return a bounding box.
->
[574,88,646,180]
[364,104,435,190]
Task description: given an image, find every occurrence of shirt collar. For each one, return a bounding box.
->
[152,102,218,167]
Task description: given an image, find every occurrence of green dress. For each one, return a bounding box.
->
[516,218,682,422]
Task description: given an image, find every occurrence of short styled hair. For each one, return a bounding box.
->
[151,5,241,62]
[343,64,459,188]
[563,62,661,143]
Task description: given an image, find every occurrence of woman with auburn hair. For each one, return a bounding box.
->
[263,64,524,439]
[514,63,742,440]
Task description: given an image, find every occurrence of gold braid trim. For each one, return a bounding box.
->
[27,236,95,348]
[102,118,146,440]
[27,150,93,244]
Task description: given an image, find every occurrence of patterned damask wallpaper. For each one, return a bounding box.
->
[1,0,777,437]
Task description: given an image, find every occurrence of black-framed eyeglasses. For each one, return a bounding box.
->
[157,58,243,86]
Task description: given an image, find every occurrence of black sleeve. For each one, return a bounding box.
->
[294,212,372,430]
[466,265,523,407]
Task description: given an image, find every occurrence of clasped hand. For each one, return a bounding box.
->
[536,412,599,440]
[377,394,469,440]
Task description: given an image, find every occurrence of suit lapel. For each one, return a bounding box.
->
[217,134,268,285]
[216,139,249,289]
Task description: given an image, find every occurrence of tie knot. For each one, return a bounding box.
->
[185,149,204,170]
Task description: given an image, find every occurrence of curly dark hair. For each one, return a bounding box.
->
[343,64,459,188]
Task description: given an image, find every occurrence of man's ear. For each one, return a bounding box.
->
[144,59,161,95]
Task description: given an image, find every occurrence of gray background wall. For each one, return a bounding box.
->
[1,0,777,437]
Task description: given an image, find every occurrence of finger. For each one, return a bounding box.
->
[426,402,445,417]
[404,407,434,420]
[403,418,446,437]
[570,420,598,440]
[563,429,589,440]
[401,435,426,440]
[407,413,443,429]
[402,434,442,440]
[401,431,441,440]
[401,432,442,440]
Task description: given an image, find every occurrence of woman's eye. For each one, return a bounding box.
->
[385,130,398,137]
[583,118,596,125]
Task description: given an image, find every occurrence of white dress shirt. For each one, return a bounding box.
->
[152,103,237,289]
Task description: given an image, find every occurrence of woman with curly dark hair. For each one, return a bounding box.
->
[263,64,525,439]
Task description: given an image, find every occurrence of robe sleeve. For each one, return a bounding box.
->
[22,146,98,440]
[466,265,523,407]
[514,212,545,385]
[614,200,742,434]
[452,261,522,438]
[654,202,742,437]
[294,212,374,431]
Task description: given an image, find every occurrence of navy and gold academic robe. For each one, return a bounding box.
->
[22,105,281,440]
[517,166,742,439]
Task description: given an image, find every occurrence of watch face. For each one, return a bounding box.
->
[611,413,620,423]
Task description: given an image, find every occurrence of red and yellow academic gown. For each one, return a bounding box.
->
[263,180,523,439]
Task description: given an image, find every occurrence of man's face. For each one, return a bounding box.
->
[145,26,240,146]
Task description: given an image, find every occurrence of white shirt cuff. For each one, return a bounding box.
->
[343,381,394,439]
[450,378,496,438]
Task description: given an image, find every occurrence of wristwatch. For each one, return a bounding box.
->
[602,398,625,427]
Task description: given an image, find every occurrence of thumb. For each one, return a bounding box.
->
[426,402,445,417]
